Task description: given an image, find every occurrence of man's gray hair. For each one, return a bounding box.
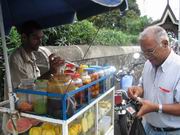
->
[139,25,169,45]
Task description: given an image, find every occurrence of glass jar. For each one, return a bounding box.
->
[81,71,91,85]
[72,73,83,105]
[16,78,35,112]
[81,71,91,103]
[103,66,116,90]
[47,74,76,118]
[89,66,106,93]
[72,73,83,87]
[33,80,48,114]
[85,68,100,98]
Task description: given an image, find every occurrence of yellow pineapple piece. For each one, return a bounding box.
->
[29,127,42,135]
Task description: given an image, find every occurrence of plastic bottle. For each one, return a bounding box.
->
[81,71,91,103]
[90,66,106,93]
[84,68,101,98]
[72,73,83,105]
[81,71,91,85]
[72,73,83,87]
[103,66,116,90]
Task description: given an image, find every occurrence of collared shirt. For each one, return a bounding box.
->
[9,46,40,88]
[141,50,180,128]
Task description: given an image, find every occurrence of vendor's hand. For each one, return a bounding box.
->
[128,86,143,100]
[136,98,158,118]
[49,53,65,74]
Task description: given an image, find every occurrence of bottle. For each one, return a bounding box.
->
[89,66,106,93]
[85,68,100,98]
[72,73,83,105]
[81,71,91,103]
[81,71,91,85]
[96,68,106,93]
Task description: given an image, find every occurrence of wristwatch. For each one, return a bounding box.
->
[158,104,163,113]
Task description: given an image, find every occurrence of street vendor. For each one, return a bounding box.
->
[2,21,65,135]
[9,20,65,89]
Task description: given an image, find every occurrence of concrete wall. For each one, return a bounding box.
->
[34,45,142,73]
[34,45,145,87]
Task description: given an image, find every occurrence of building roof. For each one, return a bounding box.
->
[151,3,178,26]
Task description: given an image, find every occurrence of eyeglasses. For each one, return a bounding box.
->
[141,45,160,58]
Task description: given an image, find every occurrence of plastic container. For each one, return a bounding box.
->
[18,78,35,89]
[103,66,116,90]
[72,73,83,87]
[99,116,112,134]
[77,64,88,75]
[47,74,76,118]
[81,71,91,103]
[72,73,84,105]
[81,71,91,85]
[16,78,35,112]
[90,66,106,93]
[85,68,100,98]
[33,80,48,114]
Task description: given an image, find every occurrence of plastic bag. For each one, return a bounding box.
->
[129,118,146,135]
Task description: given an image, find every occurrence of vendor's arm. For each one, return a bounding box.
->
[39,53,65,79]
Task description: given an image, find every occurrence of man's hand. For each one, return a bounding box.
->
[49,53,65,74]
[136,98,158,118]
[128,86,143,100]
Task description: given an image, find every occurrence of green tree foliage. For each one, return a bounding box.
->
[44,20,97,46]
[94,28,138,46]
[88,0,142,29]
[0,0,151,48]
[119,11,150,35]
[0,27,20,55]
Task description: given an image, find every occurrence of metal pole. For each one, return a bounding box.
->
[0,0,15,112]
[178,0,180,54]
[0,2,17,135]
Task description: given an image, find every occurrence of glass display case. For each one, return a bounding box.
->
[20,86,114,135]
[14,67,115,135]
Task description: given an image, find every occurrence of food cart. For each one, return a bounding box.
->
[0,0,128,134]
[14,67,116,135]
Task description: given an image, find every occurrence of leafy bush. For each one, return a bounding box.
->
[44,20,97,46]
[94,29,138,46]
[0,20,141,47]
[69,20,97,44]
[0,27,20,101]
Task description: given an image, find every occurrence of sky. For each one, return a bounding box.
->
[136,0,179,21]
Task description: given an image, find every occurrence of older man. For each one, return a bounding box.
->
[128,26,180,135]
